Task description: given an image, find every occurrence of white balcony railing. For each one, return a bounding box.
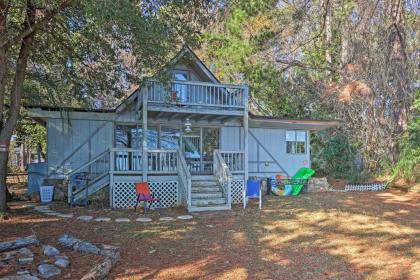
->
[110,148,177,174]
[220,151,245,174]
[147,80,246,108]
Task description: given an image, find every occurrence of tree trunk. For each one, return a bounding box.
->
[0,0,36,212]
[0,152,7,212]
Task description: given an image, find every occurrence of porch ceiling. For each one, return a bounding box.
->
[147,110,242,124]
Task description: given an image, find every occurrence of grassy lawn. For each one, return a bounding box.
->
[1,190,419,279]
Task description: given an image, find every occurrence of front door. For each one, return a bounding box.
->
[182,127,219,175]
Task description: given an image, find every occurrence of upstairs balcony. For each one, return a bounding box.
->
[144,80,248,117]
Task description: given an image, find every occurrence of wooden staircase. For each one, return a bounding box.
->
[69,174,110,205]
[189,175,230,212]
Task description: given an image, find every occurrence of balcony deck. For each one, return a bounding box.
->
[144,80,248,116]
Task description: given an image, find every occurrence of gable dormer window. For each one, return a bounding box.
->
[172,70,189,102]
[173,70,189,81]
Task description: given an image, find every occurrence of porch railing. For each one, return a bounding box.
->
[220,151,245,174]
[213,150,232,209]
[177,150,192,210]
[110,148,177,174]
[147,80,246,108]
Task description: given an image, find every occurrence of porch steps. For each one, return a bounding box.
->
[190,176,230,212]
[191,192,223,199]
[189,205,230,212]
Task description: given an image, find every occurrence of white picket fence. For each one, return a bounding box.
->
[330,183,386,192]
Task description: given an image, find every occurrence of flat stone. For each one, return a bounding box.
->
[56,214,73,218]
[77,215,93,221]
[73,241,100,255]
[18,257,34,264]
[58,235,81,248]
[44,212,60,216]
[37,264,61,279]
[115,218,130,222]
[94,217,111,222]
[16,270,30,276]
[159,217,175,222]
[17,248,33,258]
[43,245,60,256]
[177,215,193,220]
[54,258,70,268]
[34,206,50,210]
[136,217,152,223]
[36,209,54,213]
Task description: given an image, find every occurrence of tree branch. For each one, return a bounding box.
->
[0,0,74,49]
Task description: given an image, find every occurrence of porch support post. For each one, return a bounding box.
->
[142,86,148,181]
[243,87,249,184]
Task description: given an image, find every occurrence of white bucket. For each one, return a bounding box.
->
[39,186,54,203]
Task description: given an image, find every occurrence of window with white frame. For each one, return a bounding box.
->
[286,130,307,154]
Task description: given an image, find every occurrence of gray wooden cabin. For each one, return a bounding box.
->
[28,48,338,212]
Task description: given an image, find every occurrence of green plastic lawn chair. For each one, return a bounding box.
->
[290,167,315,196]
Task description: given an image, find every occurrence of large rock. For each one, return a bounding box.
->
[17,248,33,258]
[73,241,100,255]
[37,264,61,279]
[0,236,39,253]
[58,235,81,248]
[54,257,70,268]
[306,177,330,193]
[59,234,99,255]
[43,245,60,256]
[0,250,17,261]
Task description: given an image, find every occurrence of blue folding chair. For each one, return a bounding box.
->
[243,179,262,209]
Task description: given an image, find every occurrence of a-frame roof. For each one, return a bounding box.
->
[115,46,219,113]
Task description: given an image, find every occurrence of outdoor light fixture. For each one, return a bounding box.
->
[184,118,192,133]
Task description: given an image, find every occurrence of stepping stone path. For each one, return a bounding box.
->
[136,217,152,223]
[32,204,194,224]
[159,217,175,222]
[115,218,130,223]
[177,215,193,220]
[95,217,111,222]
[77,215,93,221]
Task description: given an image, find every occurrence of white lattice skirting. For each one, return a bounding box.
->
[231,180,245,204]
[112,181,179,208]
[330,183,386,192]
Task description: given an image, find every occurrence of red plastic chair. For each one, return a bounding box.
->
[134,182,160,212]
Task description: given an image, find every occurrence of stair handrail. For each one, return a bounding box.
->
[213,150,232,209]
[177,150,192,210]
[67,149,110,178]
[67,149,110,205]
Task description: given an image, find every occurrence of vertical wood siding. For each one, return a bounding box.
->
[47,118,113,175]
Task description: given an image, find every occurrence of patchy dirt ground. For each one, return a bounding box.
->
[1,190,419,280]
